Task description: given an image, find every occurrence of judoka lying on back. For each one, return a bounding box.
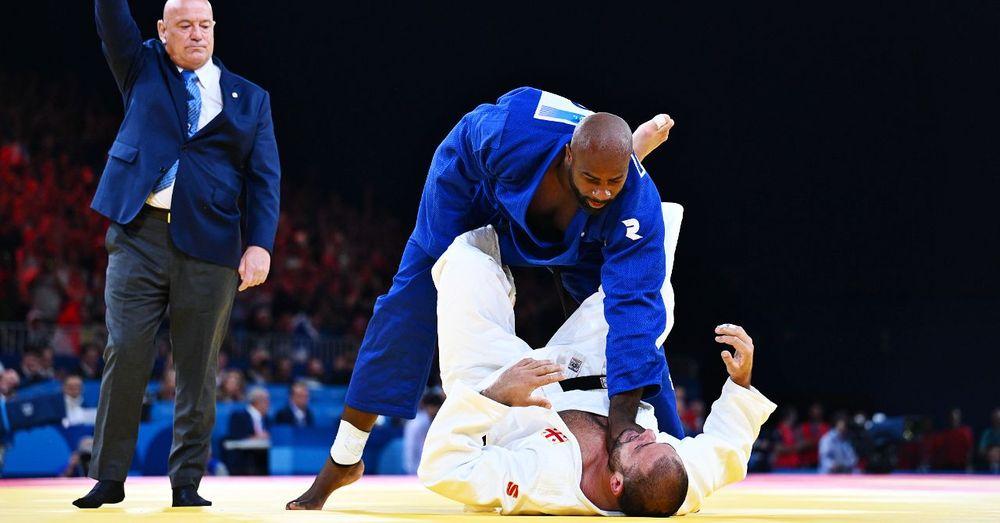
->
[418,204,777,516]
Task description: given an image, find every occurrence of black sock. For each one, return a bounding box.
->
[72,480,125,509]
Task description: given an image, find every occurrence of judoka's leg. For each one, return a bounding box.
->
[344,238,439,419]
[433,227,533,395]
[288,237,437,510]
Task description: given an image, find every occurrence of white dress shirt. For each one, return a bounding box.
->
[246,405,266,436]
[146,60,224,209]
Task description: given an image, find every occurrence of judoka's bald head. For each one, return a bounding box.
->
[571,113,633,161]
[563,113,633,214]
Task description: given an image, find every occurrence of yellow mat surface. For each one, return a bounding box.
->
[1,474,998,522]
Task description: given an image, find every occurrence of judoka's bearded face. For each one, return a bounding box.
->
[608,428,688,517]
[158,0,216,71]
[564,144,629,215]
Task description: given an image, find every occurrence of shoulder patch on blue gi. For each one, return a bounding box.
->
[532,91,593,126]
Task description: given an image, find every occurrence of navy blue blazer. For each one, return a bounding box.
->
[92,0,281,268]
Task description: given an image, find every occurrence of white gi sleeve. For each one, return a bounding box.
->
[418,381,538,512]
[432,227,534,395]
[665,378,777,515]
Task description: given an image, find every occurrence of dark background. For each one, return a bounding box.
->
[4,2,998,425]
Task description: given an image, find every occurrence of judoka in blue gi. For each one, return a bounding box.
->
[288,87,678,510]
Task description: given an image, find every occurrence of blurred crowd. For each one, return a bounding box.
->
[738,402,1000,475]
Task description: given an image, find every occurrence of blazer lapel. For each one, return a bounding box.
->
[193,58,237,139]
[162,52,190,137]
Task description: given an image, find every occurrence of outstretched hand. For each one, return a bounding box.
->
[632,113,675,162]
[715,323,754,388]
[481,358,564,409]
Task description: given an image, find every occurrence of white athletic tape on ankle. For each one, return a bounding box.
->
[330,419,369,466]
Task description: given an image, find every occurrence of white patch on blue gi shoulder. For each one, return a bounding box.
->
[533,91,594,126]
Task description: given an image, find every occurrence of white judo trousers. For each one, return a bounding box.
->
[419,203,777,516]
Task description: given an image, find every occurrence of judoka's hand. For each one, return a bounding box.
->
[632,113,675,162]
[481,358,564,409]
[715,323,754,388]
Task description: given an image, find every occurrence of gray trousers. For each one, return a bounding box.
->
[90,208,238,487]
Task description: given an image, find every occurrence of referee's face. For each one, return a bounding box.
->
[158,0,216,71]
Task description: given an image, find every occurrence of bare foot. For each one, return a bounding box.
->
[286,458,365,510]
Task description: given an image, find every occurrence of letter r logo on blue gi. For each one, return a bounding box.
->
[622,219,642,241]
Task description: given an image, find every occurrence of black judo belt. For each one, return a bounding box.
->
[559,375,607,391]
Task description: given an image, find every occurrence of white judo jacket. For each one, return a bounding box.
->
[418,204,777,516]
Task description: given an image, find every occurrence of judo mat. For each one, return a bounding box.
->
[1,474,997,522]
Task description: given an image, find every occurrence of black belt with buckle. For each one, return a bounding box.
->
[560,375,607,391]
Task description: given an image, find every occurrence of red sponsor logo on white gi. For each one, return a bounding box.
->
[506,481,519,498]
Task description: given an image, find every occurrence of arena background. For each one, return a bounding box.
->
[1,0,998,491]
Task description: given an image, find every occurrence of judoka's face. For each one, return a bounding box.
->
[158,0,216,71]
[565,145,629,215]
[609,428,687,515]
[610,428,678,473]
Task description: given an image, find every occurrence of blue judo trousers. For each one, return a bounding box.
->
[345,87,685,439]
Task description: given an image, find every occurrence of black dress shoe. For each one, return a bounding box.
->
[73,480,125,509]
[172,485,212,507]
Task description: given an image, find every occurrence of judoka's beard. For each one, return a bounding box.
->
[607,429,638,473]
[567,169,612,216]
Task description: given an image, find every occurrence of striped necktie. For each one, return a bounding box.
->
[151,69,203,194]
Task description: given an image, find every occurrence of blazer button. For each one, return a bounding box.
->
[181,145,187,151]
[159,166,168,174]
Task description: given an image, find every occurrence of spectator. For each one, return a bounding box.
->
[328,351,354,385]
[929,408,974,471]
[0,368,21,399]
[74,342,103,380]
[819,416,858,473]
[62,374,96,426]
[684,399,705,436]
[273,357,295,385]
[403,389,444,474]
[225,387,271,475]
[799,402,830,469]
[274,382,315,428]
[246,348,273,386]
[61,436,94,478]
[979,408,1000,473]
[218,370,246,403]
[301,357,328,388]
[772,407,802,469]
[19,349,54,386]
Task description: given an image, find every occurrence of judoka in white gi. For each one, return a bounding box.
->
[418,204,777,516]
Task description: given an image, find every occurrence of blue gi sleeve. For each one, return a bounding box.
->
[601,171,668,398]
[412,103,506,258]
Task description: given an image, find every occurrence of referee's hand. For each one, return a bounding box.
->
[238,245,271,291]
